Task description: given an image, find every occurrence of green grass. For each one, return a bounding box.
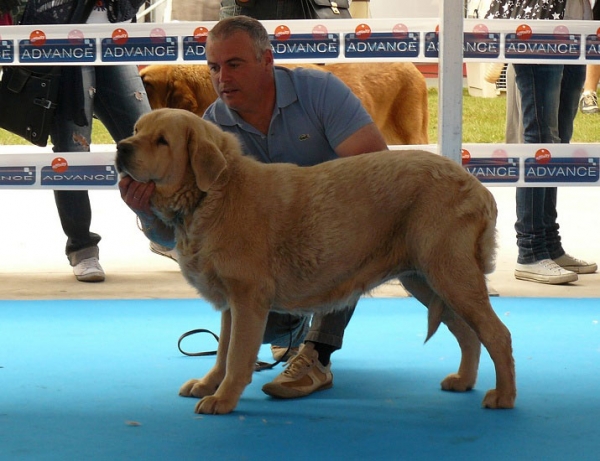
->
[427,88,599,144]
[0,90,598,145]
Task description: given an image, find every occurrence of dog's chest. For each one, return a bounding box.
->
[177,249,230,310]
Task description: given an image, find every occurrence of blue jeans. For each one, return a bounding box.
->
[513,64,585,263]
[51,65,151,265]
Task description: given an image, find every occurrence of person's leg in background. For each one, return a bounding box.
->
[548,64,597,273]
[579,0,600,114]
[511,63,596,284]
[511,64,576,284]
[579,65,600,114]
[51,66,104,282]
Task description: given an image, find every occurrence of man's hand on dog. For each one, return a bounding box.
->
[118,175,155,217]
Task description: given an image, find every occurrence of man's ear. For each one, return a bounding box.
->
[188,124,227,192]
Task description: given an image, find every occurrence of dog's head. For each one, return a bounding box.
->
[140,65,216,116]
[116,108,237,197]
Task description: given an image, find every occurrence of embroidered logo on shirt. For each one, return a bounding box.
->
[299,134,310,141]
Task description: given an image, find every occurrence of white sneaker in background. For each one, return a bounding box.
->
[514,259,578,285]
[73,257,105,283]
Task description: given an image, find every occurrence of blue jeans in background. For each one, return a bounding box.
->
[51,65,151,265]
[513,64,585,264]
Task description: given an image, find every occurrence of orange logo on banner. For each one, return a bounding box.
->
[516,24,532,40]
[597,27,600,40]
[68,29,84,45]
[193,26,209,43]
[492,149,508,159]
[535,148,552,164]
[392,23,409,39]
[312,25,328,40]
[30,30,47,46]
[461,149,471,165]
[150,27,166,43]
[112,28,129,45]
[355,23,371,40]
[274,25,291,41]
[472,23,489,36]
[52,157,68,173]
[553,25,569,37]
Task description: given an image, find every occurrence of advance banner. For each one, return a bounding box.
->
[0,19,599,65]
[1,143,599,189]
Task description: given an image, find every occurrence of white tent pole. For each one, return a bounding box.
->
[438,1,464,164]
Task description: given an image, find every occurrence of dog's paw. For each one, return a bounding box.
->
[179,379,218,398]
[194,395,237,415]
[482,389,516,409]
[440,373,475,392]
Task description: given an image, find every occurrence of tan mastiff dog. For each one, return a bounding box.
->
[116,108,516,415]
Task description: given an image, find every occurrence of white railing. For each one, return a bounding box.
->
[1,14,599,189]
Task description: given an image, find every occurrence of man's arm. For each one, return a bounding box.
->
[335,122,388,158]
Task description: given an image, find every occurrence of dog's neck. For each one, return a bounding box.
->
[151,184,205,227]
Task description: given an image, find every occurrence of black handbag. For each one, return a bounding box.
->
[0,65,61,147]
[300,0,351,19]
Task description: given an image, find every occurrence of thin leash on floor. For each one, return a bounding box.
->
[177,327,293,372]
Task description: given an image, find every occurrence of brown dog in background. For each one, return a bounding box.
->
[139,62,429,145]
[116,108,516,415]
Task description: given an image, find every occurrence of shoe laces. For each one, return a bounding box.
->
[581,91,598,106]
[282,352,314,378]
[77,257,101,272]
[539,259,562,271]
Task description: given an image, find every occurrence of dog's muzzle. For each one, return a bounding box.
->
[115,141,134,175]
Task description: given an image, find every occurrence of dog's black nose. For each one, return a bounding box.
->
[115,142,133,173]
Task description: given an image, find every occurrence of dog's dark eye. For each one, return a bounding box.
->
[157,136,168,146]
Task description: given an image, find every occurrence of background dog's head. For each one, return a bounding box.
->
[116,108,238,197]
[140,65,216,117]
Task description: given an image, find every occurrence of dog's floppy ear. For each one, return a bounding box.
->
[188,122,227,192]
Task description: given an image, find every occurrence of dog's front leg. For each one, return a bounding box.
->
[194,302,268,415]
[179,309,231,399]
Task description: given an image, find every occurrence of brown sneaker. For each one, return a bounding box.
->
[262,345,333,399]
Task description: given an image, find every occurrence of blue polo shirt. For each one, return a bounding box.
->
[202,66,373,166]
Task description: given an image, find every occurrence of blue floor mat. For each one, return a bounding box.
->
[1,297,599,461]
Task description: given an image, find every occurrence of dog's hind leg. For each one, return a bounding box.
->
[423,265,516,409]
[399,273,481,392]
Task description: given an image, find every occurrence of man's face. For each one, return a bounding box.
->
[206,31,273,113]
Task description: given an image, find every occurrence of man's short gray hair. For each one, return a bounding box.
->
[208,16,271,61]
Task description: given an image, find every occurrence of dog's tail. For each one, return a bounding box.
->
[425,296,444,343]
[479,192,499,276]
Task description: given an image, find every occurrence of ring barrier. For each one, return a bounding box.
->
[1,18,599,189]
